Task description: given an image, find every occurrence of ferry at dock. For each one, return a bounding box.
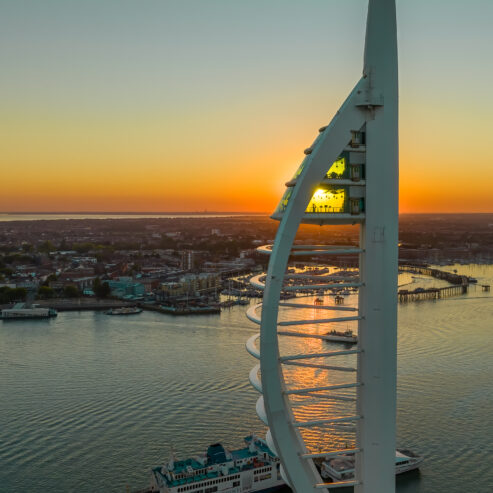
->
[105,306,143,315]
[149,435,285,493]
[1,303,57,320]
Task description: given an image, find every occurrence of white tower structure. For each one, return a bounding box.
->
[246,1,398,492]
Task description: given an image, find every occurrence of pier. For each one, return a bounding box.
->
[398,264,470,302]
[33,298,136,311]
[399,264,470,285]
[398,284,468,302]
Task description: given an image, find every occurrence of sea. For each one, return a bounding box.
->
[1,264,492,493]
[0,213,259,222]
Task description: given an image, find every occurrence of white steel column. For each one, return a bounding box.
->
[246,1,399,492]
[356,1,399,490]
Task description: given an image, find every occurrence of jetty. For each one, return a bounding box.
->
[34,298,135,311]
[398,264,470,302]
[142,304,220,316]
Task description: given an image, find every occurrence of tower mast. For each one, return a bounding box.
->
[246,1,399,492]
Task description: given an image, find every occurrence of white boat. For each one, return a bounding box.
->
[149,435,285,493]
[321,449,423,482]
[1,303,57,320]
[105,306,143,315]
[324,329,357,344]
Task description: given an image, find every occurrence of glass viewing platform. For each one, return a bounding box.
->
[286,152,365,187]
[272,129,366,224]
[273,185,365,223]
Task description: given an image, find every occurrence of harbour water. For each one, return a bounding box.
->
[0,213,258,222]
[1,264,492,492]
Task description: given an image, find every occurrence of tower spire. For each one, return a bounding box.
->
[246,1,399,492]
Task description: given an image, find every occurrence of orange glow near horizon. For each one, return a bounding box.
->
[2,2,493,215]
[2,95,492,214]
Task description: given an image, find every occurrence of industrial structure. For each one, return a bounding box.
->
[246,0,399,492]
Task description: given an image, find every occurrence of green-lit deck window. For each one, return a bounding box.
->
[276,188,293,213]
[290,157,309,181]
[326,156,347,179]
[305,187,347,214]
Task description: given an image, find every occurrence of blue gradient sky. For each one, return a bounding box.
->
[1,0,492,212]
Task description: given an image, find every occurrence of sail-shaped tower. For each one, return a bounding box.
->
[246,1,398,492]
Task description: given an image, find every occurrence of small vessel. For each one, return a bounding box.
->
[324,329,357,343]
[314,297,324,305]
[149,435,285,493]
[321,449,423,482]
[160,305,221,315]
[1,303,57,320]
[105,307,143,315]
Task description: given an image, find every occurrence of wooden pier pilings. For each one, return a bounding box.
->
[398,264,469,302]
[398,284,468,302]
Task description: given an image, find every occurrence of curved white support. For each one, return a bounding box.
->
[277,331,353,341]
[256,244,364,256]
[265,429,278,456]
[251,275,362,291]
[285,382,361,395]
[316,480,361,489]
[302,448,360,459]
[280,349,361,361]
[255,395,268,425]
[245,304,262,325]
[279,465,290,487]
[249,364,262,393]
[247,301,361,327]
[283,282,363,291]
[245,333,260,359]
[279,302,357,311]
[293,415,362,428]
[278,315,361,326]
[250,274,266,290]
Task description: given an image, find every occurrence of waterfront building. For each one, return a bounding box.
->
[105,279,146,299]
[161,273,220,299]
[246,1,399,492]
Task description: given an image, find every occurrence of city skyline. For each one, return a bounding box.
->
[2,0,493,213]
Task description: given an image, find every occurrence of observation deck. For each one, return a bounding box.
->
[271,134,366,225]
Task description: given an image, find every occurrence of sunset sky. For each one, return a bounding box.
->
[2,0,492,213]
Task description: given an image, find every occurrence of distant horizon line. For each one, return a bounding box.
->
[0,211,268,216]
[1,211,493,216]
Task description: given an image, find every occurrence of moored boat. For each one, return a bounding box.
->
[1,303,57,320]
[321,448,423,482]
[324,329,357,343]
[149,435,285,493]
[105,307,143,315]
